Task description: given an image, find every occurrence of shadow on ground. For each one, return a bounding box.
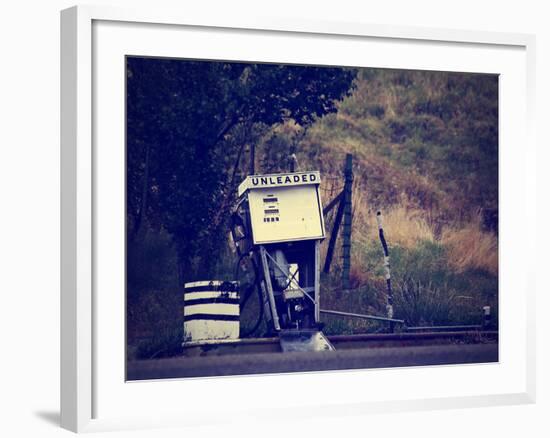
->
[34,411,59,427]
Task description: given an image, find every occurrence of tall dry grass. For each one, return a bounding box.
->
[349,182,496,274]
[441,215,498,275]
[348,182,435,248]
[367,206,498,275]
[366,206,435,248]
[320,174,498,283]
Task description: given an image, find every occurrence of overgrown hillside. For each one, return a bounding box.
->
[255,68,499,335]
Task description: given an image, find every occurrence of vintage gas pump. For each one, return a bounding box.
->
[231,171,334,351]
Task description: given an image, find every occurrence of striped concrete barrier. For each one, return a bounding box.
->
[183,280,240,343]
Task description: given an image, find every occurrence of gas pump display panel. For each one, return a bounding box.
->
[238,171,325,244]
[247,184,325,244]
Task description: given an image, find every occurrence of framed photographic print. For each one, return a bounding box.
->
[61,4,536,433]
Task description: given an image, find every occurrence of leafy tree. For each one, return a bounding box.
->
[126,58,356,280]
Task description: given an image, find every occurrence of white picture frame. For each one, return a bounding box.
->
[60,4,536,433]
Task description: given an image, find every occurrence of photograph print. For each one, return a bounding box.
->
[125,56,498,380]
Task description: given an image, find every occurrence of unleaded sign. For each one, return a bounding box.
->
[237,171,320,197]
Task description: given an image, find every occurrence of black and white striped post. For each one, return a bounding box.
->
[376,211,394,332]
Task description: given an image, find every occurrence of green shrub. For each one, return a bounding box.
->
[341,237,498,331]
[393,278,456,326]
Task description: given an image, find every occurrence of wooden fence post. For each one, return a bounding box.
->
[323,195,345,274]
[342,154,353,290]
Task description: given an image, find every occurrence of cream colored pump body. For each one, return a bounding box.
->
[232,170,333,352]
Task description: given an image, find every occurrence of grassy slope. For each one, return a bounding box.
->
[300,68,498,219]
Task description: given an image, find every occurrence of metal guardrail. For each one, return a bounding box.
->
[320,308,405,324]
[405,325,483,332]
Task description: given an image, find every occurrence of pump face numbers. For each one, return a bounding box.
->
[262,194,280,223]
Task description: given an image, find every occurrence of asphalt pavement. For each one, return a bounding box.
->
[127,343,498,380]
